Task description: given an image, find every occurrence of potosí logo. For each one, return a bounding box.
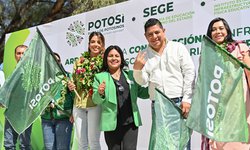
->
[88,14,124,33]
[66,20,85,47]
[143,2,174,17]
[29,78,55,110]
[206,65,223,137]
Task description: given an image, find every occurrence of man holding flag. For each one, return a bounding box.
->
[3,45,33,150]
[0,29,67,150]
[133,18,196,149]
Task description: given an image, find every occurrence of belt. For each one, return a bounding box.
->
[170,97,183,103]
[152,97,183,103]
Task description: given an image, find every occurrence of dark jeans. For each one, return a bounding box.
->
[4,119,32,150]
[173,98,191,150]
[42,118,73,150]
[104,123,138,150]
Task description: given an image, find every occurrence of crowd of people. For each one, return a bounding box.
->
[0,17,250,150]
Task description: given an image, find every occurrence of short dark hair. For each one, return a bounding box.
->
[88,31,105,52]
[206,17,234,43]
[144,18,163,32]
[102,45,128,72]
[15,45,28,53]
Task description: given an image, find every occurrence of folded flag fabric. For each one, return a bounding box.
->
[149,88,191,150]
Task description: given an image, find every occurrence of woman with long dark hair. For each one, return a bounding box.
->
[68,31,105,150]
[207,17,250,150]
[92,45,149,150]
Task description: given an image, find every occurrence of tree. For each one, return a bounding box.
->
[0,0,127,63]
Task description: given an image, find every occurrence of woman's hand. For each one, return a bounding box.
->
[98,81,106,96]
[68,81,76,91]
[241,50,250,65]
[69,115,74,123]
[50,102,55,108]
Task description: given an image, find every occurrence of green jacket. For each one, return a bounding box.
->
[92,70,149,131]
[41,73,74,120]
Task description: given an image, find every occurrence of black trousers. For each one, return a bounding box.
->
[104,123,138,150]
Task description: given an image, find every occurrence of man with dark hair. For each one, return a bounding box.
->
[14,45,27,62]
[133,18,195,149]
[4,45,33,150]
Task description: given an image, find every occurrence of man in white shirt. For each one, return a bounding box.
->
[133,18,195,149]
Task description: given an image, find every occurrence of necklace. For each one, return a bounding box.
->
[111,71,121,80]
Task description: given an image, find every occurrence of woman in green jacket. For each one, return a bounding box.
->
[92,45,149,150]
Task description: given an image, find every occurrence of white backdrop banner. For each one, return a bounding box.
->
[4,0,250,149]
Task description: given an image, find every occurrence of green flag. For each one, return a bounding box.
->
[186,36,249,142]
[0,29,65,134]
[149,88,191,150]
[0,121,2,148]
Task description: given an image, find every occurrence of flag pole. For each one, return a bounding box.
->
[36,27,81,101]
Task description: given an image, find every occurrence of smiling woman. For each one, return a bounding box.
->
[92,45,149,150]
[67,31,105,150]
[206,17,250,150]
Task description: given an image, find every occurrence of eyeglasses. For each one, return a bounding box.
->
[115,81,124,92]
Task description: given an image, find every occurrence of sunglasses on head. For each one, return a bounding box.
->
[115,81,124,92]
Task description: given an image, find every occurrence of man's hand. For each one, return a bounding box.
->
[133,51,147,70]
[181,102,191,119]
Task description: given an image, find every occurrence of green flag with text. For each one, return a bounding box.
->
[149,88,191,150]
[186,36,248,142]
[0,30,65,134]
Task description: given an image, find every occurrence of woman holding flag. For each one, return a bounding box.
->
[206,17,250,150]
